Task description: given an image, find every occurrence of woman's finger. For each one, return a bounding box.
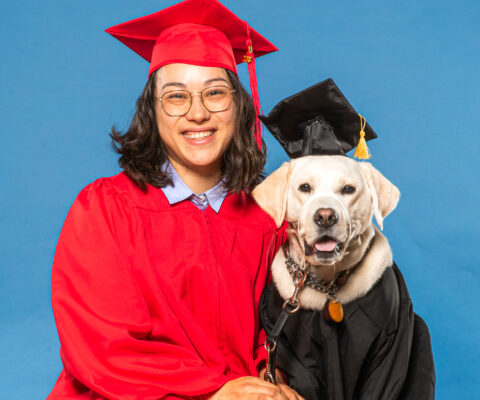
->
[278,383,305,400]
[211,376,291,400]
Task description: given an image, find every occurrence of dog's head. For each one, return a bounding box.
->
[253,155,400,267]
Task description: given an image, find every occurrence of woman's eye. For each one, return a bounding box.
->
[342,185,356,194]
[298,183,311,193]
[166,93,187,99]
[205,88,227,98]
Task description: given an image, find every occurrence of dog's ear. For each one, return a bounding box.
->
[358,162,400,230]
[252,162,292,228]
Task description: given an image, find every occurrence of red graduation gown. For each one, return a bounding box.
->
[48,172,285,399]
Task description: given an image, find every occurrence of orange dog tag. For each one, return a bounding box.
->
[323,299,344,323]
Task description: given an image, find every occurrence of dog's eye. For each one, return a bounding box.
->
[342,185,356,194]
[298,183,312,193]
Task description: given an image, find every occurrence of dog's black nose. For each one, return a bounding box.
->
[314,208,338,228]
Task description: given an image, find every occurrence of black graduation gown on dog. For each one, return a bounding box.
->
[260,264,435,400]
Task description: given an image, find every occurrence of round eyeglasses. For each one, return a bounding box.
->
[155,85,236,117]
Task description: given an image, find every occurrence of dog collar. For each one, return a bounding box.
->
[282,229,375,322]
[284,253,355,291]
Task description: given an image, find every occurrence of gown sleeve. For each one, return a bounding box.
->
[398,314,436,399]
[356,267,435,400]
[356,309,435,400]
[49,180,232,399]
[355,299,415,399]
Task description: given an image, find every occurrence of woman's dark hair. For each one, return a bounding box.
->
[111,69,266,192]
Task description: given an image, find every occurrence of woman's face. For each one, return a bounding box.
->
[154,63,235,176]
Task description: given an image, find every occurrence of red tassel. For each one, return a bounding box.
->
[245,24,263,152]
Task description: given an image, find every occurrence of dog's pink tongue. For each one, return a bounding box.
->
[315,240,338,252]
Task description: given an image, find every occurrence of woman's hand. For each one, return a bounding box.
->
[207,376,304,400]
[256,368,305,400]
[277,383,305,400]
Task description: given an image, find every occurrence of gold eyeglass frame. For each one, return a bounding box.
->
[155,86,236,117]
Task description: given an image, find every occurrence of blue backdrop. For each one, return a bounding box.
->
[1,0,478,398]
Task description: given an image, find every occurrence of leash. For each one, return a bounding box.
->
[264,234,309,384]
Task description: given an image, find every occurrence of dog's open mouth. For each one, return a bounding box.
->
[305,236,342,258]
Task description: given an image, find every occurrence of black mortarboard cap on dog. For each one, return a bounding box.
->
[260,78,377,159]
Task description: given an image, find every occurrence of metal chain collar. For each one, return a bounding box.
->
[285,256,339,296]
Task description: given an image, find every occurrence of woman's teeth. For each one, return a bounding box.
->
[183,130,214,139]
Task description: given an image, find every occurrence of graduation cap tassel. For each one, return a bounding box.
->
[354,114,371,160]
[244,23,264,152]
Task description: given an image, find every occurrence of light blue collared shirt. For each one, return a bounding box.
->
[161,162,228,213]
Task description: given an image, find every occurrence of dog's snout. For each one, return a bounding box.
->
[314,208,338,228]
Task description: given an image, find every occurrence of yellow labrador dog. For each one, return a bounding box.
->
[253,155,399,309]
[253,155,435,399]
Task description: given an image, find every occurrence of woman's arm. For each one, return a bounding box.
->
[50,180,233,399]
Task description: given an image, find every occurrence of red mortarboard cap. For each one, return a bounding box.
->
[105,0,278,151]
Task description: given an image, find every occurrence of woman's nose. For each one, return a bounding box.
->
[185,93,210,122]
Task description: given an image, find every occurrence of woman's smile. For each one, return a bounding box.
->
[181,128,216,140]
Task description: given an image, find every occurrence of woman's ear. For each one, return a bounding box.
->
[358,162,400,230]
[252,162,292,228]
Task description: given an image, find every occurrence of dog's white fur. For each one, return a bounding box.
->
[253,155,400,310]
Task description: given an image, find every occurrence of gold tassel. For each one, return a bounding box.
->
[354,114,371,160]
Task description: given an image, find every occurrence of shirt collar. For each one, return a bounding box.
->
[161,161,228,213]
[203,178,229,213]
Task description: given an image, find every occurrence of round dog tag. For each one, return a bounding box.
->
[323,299,344,323]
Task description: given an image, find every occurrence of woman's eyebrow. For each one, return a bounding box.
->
[160,78,229,91]
[160,82,187,90]
[204,78,229,85]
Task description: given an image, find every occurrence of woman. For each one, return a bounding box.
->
[48,0,302,399]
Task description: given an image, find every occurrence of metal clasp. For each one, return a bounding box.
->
[264,339,277,384]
